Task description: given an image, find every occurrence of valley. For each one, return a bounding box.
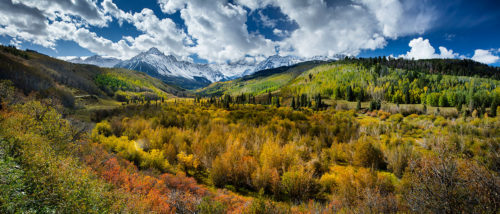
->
[0,46,499,213]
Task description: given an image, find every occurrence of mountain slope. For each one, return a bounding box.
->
[0,46,187,108]
[198,58,500,108]
[196,60,328,96]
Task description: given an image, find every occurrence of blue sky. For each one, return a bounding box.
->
[0,0,499,66]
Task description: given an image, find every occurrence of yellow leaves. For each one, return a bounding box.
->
[92,121,112,140]
[280,165,317,200]
[97,134,172,172]
[211,142,257,188]
[251,166,280,195]
[141,149,171,172]
[320,164,397,206]
[177,152,200,172]
[260,140,301,174]
[352,138,385,169]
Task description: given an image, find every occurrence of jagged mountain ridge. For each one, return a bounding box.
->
[114,48,227,89]
[68,55,122,68]
[68,48,336,89]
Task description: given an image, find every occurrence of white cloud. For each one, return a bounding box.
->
[158,0,186,14]
[398,37,459,59]
[0,0,441,64]
[173,0,276,62]
[438,47,460,59]
[57,56,80,61]
[12,0,111,27]
[472,49,499,64]
[397,38,500,65]
[273,29,289,37]
[234,0,436,58]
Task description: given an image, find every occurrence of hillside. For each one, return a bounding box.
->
[197,60,328,96]
[198,58,500,112]
[0,45,189,109]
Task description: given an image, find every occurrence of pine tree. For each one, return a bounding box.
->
[490,97,498,117]
[268,91,272,105]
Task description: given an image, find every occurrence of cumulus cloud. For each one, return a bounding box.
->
[236,0,436,58]
[398,37,460,59]
[165,0,276,62]
[397,38,500,65]
[472,49,499,64]
[0,0,52,47]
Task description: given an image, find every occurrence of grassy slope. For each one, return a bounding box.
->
[196,61,327,96]
[280,63,368,96]
[97,67,188,98]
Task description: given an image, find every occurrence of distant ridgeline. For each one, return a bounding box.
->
[350,56,500,79]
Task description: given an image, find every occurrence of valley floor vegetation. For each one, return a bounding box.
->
[89,95,499,213]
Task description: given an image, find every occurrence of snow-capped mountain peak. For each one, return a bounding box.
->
[67,55,122,68]
[254,54,304,72]
[115,48,225,83]
[143,47,164,56]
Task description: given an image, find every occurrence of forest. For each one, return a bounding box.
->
[0,46,499,213]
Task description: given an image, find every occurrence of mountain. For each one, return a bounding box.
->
[68,55,122,68]
[113,48,337,89]
[114,48,226,89]
[208,59,256,79]
[197,60,328,96]
[253,55,304,72]
[0,45,188,108]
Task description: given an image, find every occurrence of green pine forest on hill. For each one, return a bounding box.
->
[1,46,499,213]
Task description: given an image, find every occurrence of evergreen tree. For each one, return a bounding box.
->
[490,97,498,117]
[314,94,322,110]
[346,86,354,101]
[223,94,232,109]
[268,91,272,105]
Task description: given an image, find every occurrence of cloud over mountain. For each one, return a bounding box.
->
[398,37,460,60]
[397,37,499,65]
[472,49,500,64]
[0,0,440,63]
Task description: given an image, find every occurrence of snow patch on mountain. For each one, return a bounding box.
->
[67,55,122,68]
[253,55,304,72]
[115,48,225,82]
